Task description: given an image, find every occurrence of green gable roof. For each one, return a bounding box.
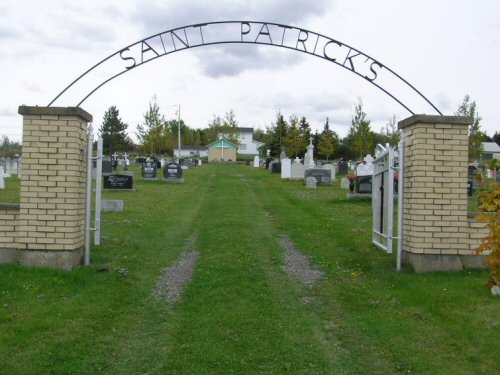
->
[207,138,238,149]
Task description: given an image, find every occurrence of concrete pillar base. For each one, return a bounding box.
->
[18,248,83,270]
[403,251,486,273]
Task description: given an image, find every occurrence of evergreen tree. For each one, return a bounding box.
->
[455,95,485,162]
[298,116,311,157]
[493,131,500,146]
[269,112,288,157]
[99,106,132,155]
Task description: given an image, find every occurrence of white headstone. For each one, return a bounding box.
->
[341,177,350,189]
[290,161,305,180]
[160,157,166,168]
[253,155,260,168]
[305,176,317,189]
[198,159,202,166]
[305,136,315,169]
[281,158,291,179]
[356,154,375,176]
[0,166,6,189]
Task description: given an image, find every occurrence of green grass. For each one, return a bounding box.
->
[0,174,20,204]
[0,165,498,374]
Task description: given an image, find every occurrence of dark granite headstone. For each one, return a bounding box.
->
[304,168,331,185]
[163,162,184,182]
[142,161,157,178]
[355,175,372,194]
[338,161,348,175]
[104,174,134,190]
[102,158,112,176]
[271,162,281,173]
[467,179,473,197]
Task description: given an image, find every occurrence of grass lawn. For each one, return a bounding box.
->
[0,164,498,374]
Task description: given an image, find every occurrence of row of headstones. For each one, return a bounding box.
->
[102,162,186,190]
[0,158,22,189]
[251,153,375,193]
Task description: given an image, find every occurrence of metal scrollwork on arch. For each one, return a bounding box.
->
[48,21,442,115]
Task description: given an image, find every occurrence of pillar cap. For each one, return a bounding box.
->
[398,114,472,129]
[18,106,92,122]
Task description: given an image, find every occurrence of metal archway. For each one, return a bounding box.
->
[48,21,442,115]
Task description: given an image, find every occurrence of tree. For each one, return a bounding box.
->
[384,115,400,147]
[455,95,486,161]
[99,106,132,155]
[493,131,500,146]
[284,115,306,157]
[349,99,373,159]
[317,117,338,160]
[136,96,166,156]
[455,95,485,162]
[298,116,311,157]
[0,136,22,159]
[269,112,288,157]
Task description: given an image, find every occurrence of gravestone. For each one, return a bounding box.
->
[142,161,157,179]
[304,168,332,185]
[102,157,113,176]
[101,199,124,212]
[253,155,260,168]
[281,158,291,179]
[304,136,315,169]
[341,177,350,189]
[290,161,305,180]
[123,153,130,171]
[268,160,276,171]
[163,162,184,183]
[271,162,281,174]
[355,154,374,194]
[322,164,336,181]
[467,179,473,197]
[265,158,272,169]
[104,174,134,190]
[338,161,348,175]
[305,176,317,189]
[355,175,373,194]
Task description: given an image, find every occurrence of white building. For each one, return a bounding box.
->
[218,127,264,155]
[481,142,500,161]
[173,146,208,158]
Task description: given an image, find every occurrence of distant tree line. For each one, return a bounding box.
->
[93,94,499,162]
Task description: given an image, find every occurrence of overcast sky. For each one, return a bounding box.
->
[1,0,499,144]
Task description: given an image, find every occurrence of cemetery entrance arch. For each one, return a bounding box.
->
[8,21,487,272]
[48,21,442,116]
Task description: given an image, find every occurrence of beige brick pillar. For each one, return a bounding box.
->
[398,115,473,272]
[17,106,92,269]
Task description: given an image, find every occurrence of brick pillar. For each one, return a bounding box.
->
[398,115,473,272]
[17,106,92,269]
